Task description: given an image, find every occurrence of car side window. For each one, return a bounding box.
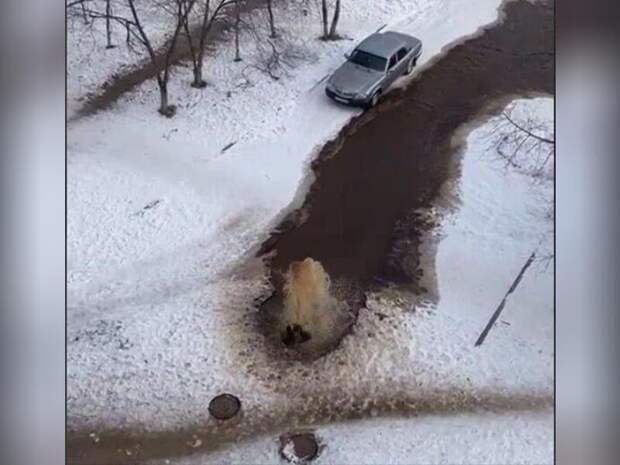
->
[388,54,398,70]
[397,47,408,61]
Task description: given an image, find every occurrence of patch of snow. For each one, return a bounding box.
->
[315,411,552,465]
[280,440,299,463]
[161,410,552,465]
[436,97,554,346]
[88,431,100,443]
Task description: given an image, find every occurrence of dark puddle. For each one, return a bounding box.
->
[257,0,553,355]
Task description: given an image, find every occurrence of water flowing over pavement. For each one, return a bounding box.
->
[67,1,553,463]
[259,0,553,340]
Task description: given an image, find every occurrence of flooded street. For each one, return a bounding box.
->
[68,1,554,463]
[259,0,553,344]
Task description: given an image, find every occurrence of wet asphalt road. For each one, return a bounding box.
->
[260,0,553,324]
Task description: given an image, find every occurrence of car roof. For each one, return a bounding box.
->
[356,32,408,58]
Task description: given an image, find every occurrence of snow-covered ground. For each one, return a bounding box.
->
[438,98,554,346]
[68,0,553,462]
[138,96,554,464]
[165,411,553,464]
[130,97,553,465]
[68,0,176,114]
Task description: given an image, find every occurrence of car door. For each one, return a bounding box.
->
[385,53,399,86]
[396,47,410,73]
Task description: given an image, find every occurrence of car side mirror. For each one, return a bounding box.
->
[344,52,350,60]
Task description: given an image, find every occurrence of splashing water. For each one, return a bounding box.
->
[280,258,351,354]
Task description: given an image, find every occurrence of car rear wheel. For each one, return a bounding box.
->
[406,57,416,74]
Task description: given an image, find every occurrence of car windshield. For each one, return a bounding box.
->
[348,50,387,72]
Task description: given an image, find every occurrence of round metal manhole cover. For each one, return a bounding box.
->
[208,393,241,420]
[280,432,319,462]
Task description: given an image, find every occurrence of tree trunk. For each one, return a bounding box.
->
[321,0,328,38]
[127,0,174,115]
[267,0,277,38]
[158,80,169,114]
[234,1,242,61]
[80,1,89,24]
[329,0,341,39]
[105,0,114,48]
[192,62,205,88]
[191,0,212,87]
[182,5,200,85]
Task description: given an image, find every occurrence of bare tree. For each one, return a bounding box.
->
[243,35,306,81]
[328,0,341,38]
[129,0,197,116]
[486,104,555,181]
[67,0,118,44]
[105,0,116,48]
[320,0,342,40]
[80,0,91,24]
[73,0,197,116]
[234,0,242,61]
[231,5,305,82]
[320,0,328,38]
[67,0,94,23]
[181,0,235,88]
[484,101,555,264]
[266,0,277,38]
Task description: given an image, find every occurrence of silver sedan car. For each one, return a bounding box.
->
[325,31,422,108]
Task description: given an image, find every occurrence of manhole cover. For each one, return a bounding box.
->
[280,432,319,462]
[208,393,241,420]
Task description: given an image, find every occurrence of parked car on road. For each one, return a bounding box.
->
[325,31,422,108]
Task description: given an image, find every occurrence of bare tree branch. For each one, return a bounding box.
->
[179,0,238,87]
[266,0,278,38]
[483,101,555,264]
[67,0,95,10]
[484,102,555,181]
[502,110,555,145]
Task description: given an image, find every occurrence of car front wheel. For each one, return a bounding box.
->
[367,90,381,109]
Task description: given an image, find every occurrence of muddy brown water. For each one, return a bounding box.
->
[67,1,554,463]
[259,0,554,345]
